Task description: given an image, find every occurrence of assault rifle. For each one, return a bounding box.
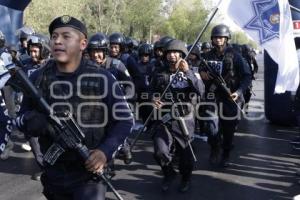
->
[8,66,124,200]
[200,59,244,114]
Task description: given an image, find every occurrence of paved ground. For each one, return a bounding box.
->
[1,53,300,200]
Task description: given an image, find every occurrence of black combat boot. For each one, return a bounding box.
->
[123,143,132,164]
[219,150,230,168]
[117,139,132,164]
[161,165,177,192]
[178,174,191,193]
[209,144,220,165]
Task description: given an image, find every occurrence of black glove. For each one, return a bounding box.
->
[24,110,50,137]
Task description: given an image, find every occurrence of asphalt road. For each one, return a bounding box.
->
[1,53,300,200]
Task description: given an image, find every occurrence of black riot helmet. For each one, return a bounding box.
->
[87,33,108,53]
[138,43,153,57]
[17,26,35,42]
[201,42,212,51]
[132,38,139,50]
[159,36,174,50]
[164,39,188,58]
[109,32,125,48]
[211,24,231,40]
[242,44,251,53]
[187,44,201,59]
[125,37,139,52]
[0,31,5,48]
[154,40,163,50]
[27,33,50,59]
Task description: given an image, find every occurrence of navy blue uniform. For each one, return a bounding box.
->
[22,59,41,77]
[150,64,205,183]
[201,45,251,164]
[18,58,133,200]
[134,60,155,122]
[101,56,134,101]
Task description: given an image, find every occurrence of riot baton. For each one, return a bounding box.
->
[130,1,222,151]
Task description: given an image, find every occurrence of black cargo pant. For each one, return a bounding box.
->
[153,123,194,180]
[208,98,240,154]
[41,164,106,200]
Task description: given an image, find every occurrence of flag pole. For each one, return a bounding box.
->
[290,4,300,14]
[187,0,224,56]
[129,0,224,152]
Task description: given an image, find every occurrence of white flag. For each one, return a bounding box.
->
[223,0,299,94]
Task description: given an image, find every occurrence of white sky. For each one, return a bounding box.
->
[209,0,241,31]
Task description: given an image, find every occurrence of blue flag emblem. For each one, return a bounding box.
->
[244,0,280,44]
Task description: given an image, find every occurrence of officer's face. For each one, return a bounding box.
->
[110,44,121,57]
[140,54,150,63]
[90,49,105,64]
[187,53,197,61]
[50,27,87,64]
[155,48,163,57]
[166,51,180,64]
[29,45,41,63]
[21,38,27,48]
[202,48,211,53]
[212,36,227,47]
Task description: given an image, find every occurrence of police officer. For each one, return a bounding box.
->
[17,15,133,200]
[200,24,251,167]
[241,44,259,78]
[151,39,204,192]
[187,44,201,68]
[108,32,129,66]
[231,43,258,109]
[109,32,140,90]
[23,33,51,76]
[201,42,212,54]
[124,37,139,61]
[17,26,35,65]
[87,32,134,99]
[151,36,174,73]
[87,32,134,165]
[0,31,14,160]
[135,43,155,121]
[20,33,51,179]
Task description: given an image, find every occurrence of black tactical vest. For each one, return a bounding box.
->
[35,59,106,160]
[204,47,241,93]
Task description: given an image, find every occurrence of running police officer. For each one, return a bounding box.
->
[200,24,251,167]
[187,44,202,69]
[17,15,133,200]
[87,32,134,165]
[20,33,51,180]
[135,43,155,122]
[151,39,204,192]
[17,26,35,65]
[151,36,174,73]
[109,32,139,93]
[87,32,134,99]
[201,42,212,54]
[0,30,14,160]
[23,33,51,76]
